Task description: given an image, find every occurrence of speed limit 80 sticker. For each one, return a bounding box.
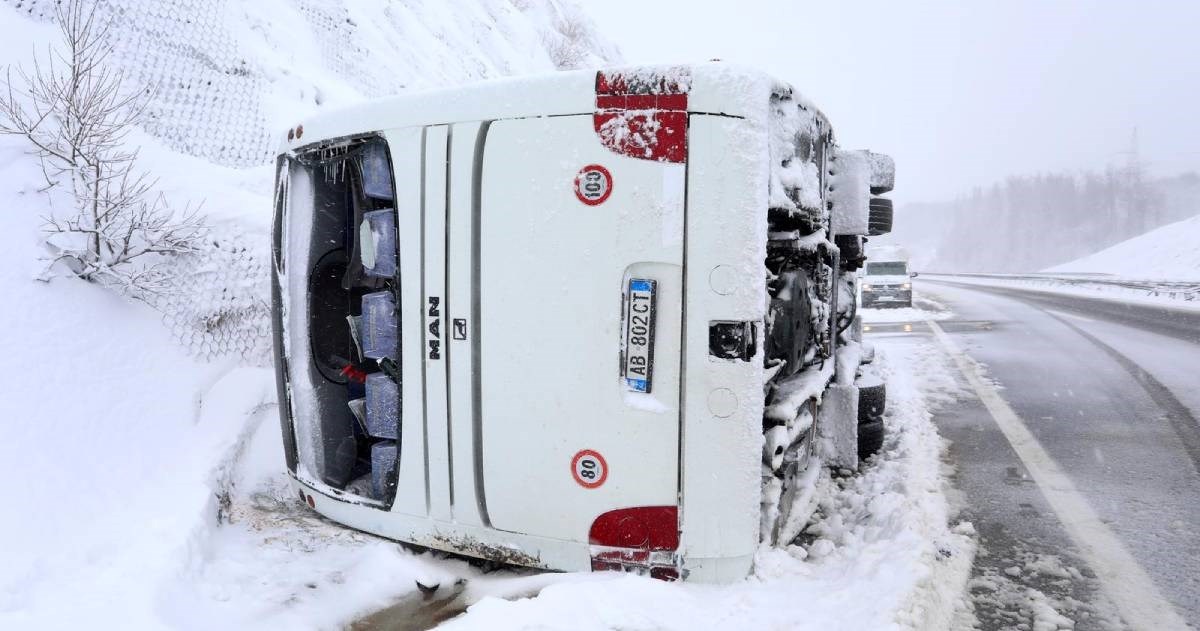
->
[574,164,613,206]
[571,449,608,489]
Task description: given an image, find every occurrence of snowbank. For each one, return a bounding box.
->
[423,331,974,630]
[0,136,261,627]
[1046,212,1200,281]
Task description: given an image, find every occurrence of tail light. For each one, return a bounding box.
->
[594,69,690,163]
[589,506,681,581]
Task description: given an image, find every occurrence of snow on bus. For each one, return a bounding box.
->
[271,62,897,582]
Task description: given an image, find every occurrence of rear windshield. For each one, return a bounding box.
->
[279,136,402,507]
[865,262,907,276]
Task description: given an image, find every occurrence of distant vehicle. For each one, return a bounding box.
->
[270,63,895,583]
[861,248,915,308]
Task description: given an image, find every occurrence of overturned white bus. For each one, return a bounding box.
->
[271,63,895,583]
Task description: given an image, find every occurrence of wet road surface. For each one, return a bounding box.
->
[880,281,1200,629]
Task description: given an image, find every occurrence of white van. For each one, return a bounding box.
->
[861,246,915,308]
[271,63,895,583]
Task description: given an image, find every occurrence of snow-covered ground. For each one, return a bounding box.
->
[177,304,975,631]
[860,294,955,323]
[0,1,605,627]
[1046,213,1200,281]
[428,329,977,630]
[0,134,272,627]
[0,2,981,628]
[922,273,1200,312]
[0,123,979,627]
[0,162,977,627]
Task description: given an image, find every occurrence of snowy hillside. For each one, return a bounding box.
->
[0,1,619,627]
[889,171,1200,274]
[0,0,620,363]
[1046,213,1200,280]
[5,0,620,167]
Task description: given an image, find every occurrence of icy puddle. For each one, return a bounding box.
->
[351,581,471,631]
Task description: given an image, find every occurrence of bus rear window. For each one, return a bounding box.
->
[281,136,402,507]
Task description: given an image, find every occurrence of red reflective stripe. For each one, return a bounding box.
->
[655,93,687,110]
[597,94,686,112]
[595,94,626,110]
[590,559,624,572]
[620,94,658,110]
[594,70,689,162]
[588,506,679,550]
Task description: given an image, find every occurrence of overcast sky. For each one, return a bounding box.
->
[586,0,1200,204]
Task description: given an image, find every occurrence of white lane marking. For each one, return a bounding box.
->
[1044,309,1097,323]
[927,319,1190,630]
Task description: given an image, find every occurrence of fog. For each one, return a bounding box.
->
[587,0,1200,208]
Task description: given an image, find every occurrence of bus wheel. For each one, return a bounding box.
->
[858,419,885,460]
[858,381,886,422]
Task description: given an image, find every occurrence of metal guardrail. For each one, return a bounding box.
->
[923,272,1200,302]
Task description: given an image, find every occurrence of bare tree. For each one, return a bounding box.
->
[0,0,205,299]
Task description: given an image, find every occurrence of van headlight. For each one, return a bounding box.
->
[901,283,911,290]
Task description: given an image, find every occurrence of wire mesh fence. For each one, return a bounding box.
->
[151,230,272,365]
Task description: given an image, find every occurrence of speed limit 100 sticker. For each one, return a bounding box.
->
[571,449,608,489]
[574,164,613,206]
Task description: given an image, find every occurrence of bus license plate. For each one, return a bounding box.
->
[623,278,657,393]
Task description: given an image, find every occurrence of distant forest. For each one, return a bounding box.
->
[890,167,1200,273]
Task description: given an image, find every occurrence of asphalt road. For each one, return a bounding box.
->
[878,280,1200,630]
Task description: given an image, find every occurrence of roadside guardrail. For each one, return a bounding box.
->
[922,272,1200,302]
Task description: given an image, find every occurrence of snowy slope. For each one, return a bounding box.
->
[0,1,618,628]
[0,2,975,629]
[4,0,620,167]
[1,0,623,363]
[0,138,241,628]
[1046,213,1200,280]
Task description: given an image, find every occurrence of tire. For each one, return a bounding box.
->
[858,380,886,422]
[868,197,893,236]
[765,271,811,379]
[835,234,864,270]
[858,419,884,460]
